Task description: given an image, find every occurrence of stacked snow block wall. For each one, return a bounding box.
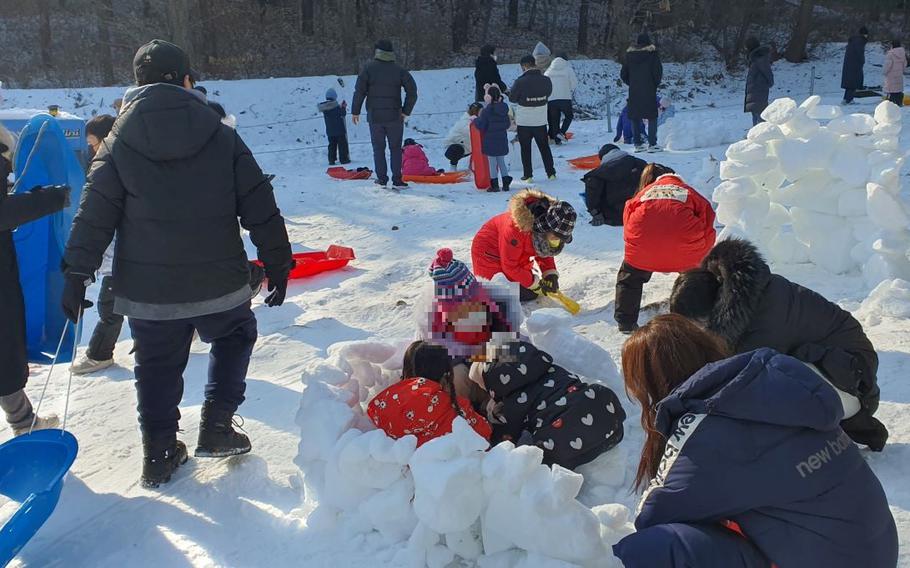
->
[713,96,910,287]
[294,325,633,568]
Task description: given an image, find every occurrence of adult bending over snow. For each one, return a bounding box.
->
[471,189,575,302]
[669,238,888,451]
[614,315,897,568]
[582,143,647,227]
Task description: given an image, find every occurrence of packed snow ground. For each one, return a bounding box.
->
[2,45,909,566]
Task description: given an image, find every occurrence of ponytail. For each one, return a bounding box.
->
[637,163,676,194]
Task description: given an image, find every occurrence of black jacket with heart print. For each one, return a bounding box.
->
[481,341,625,469]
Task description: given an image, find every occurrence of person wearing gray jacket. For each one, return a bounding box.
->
[744,37,774,126]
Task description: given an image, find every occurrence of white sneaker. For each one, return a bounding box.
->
[648,145,662,153]
[13,414,60,436]
[634,144,647,153]
[71,356,114,375]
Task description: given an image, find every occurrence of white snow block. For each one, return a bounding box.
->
[760,98,798,124]
[874,100,902,125]
[791,208,857,273]
[867,183,910,232]
[775,172,841,215]
[830,146,870,186]
[806,104,842,120]
[859,278,910,322]
[725,140,767,162]
[799,95,821,111]
[719,158,777,180]
[747,121,784,143]
[712,177,759,203]
[801,128,839,169]
[838,189,869,217]
[753,167,786,191]
[768,231,810,264]
[827,113,876,135]
[780,110,820,138]
[870,164,901,189]
[873,122,901,137]
[874,137,899,152]
[525,309,620,384]
[767,138,813,181]
[764,202,791,227]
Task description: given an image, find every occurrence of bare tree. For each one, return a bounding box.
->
[784,0,814,62]
[300,0,315,35]
[96,0,116,85]
[508,0,519,27]
[38,0,53,69]
[578,0,590,53]
[451,0,473,52]
[166,0,195,62]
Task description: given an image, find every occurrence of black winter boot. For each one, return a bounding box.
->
[141,434,188,489]
[501,176,512,191]
[590,212,606,226]
[487,178,500,193]
[195,401,251,458]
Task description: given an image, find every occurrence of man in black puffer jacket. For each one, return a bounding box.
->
[62,40,293,488]
[744,37,774,126]
[670,238,888,451]
[351,39,418,189]
[474,44,508,102]
[620,34,663,151]
[582,144,647,226]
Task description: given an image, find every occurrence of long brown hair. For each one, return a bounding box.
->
[402,341,463,418]
[621,314,730,491]
[636,163,676,194]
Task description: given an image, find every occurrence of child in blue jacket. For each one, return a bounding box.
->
[613,101,645,145]
[318,88,350,165]
[474,85,513,192]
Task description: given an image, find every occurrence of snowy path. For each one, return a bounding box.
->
[2,50,909,566]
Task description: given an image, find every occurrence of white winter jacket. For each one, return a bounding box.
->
[444,112,473,151]
[545,58,578,101]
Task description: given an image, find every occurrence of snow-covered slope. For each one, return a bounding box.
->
[2,46,909,566]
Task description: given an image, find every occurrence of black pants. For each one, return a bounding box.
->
[547,100,573,139]
[516,125,555,179]
[614,261,652,329]
[630,118,658,146]
[888,92,904,107]
[128,301,257,436]
[519,285,540,303]
[369,120,404,183]
[328,134,350,164]
[445,143,467,167]
[87,276,123,361]
[751,111,764,126]
[843,88,856,103]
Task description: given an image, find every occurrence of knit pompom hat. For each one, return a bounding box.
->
[429,248,478,300]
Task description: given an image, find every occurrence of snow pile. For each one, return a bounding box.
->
[525,309,620,388]
[713,96,910,283]
[662,113,743,151]
[857,278,910,326]
[294,337,633,567]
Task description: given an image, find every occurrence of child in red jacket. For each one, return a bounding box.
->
[615,164,716,334]
[368,341,492,447]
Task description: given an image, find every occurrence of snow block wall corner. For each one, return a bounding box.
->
[713,97,910,288]
[11,113,85,363]
[293,330,635,568]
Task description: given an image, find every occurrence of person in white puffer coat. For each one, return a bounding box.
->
[544,56,578,144]
[443,102,482,169]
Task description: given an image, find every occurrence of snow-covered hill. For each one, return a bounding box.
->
[2,46,909,566]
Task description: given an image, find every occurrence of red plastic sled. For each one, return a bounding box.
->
[327,167,372,180]
[469,122,491,190]
[403,171,470,184]
[254,245,355,280]
[568,154,599,170]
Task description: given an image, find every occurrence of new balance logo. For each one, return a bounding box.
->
[796,431,852,478]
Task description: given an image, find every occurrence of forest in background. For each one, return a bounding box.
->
[1,0,908,88]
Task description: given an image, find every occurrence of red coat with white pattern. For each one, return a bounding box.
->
[471,189,558,288]
[367,378,492,447]
[623,174,716,273]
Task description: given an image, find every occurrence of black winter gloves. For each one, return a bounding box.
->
[62,270,95,323]
[541,273,560,294]
[264,260,295,307]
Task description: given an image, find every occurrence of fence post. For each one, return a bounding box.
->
[606,87,614,133]
[809,65,816,96]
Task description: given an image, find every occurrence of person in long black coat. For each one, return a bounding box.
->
[0,130,70,435]
[620,34,663,150]
[582,143,646,226]
[743,37,774,126]
[474,44,507,102]
[669,238,888,451]
[842,26,869,104]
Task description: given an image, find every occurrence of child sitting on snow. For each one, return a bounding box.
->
[469,340,625,469]
[368,341,492,446]
[402,138,443,177]
[317,88,350,166]
[475,85,513,192]
[614,101,645,145]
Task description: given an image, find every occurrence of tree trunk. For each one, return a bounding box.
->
[452,0,473,52]
[481,1,495,44]
[300,0,314,35]
[527,0,538,31]
[783,0,814,63]
[578,0,590,53]
[166,0,195,63]
[96,0,115,85]
[38,0,53,69]
[508,0,519,27]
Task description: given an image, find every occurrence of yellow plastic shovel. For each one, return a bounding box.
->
[546,291,581,315]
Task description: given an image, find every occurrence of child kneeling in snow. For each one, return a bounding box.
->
[470,341,625,469]
[402,138,443,177]
[368,341,492,446]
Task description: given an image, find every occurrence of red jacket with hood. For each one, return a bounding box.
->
[471,189,558,288]
[623,174,716,273]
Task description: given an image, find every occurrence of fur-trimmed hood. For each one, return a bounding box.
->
[701,238,772,346]
[509,188,557,232]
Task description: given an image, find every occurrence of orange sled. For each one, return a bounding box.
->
[327,166,372,180]
[403,171,470,184]
[568,155,599,170]
[254,245,355,280]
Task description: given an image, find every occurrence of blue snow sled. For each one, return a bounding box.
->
[10,114,85,364]
[0,429,78,566]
